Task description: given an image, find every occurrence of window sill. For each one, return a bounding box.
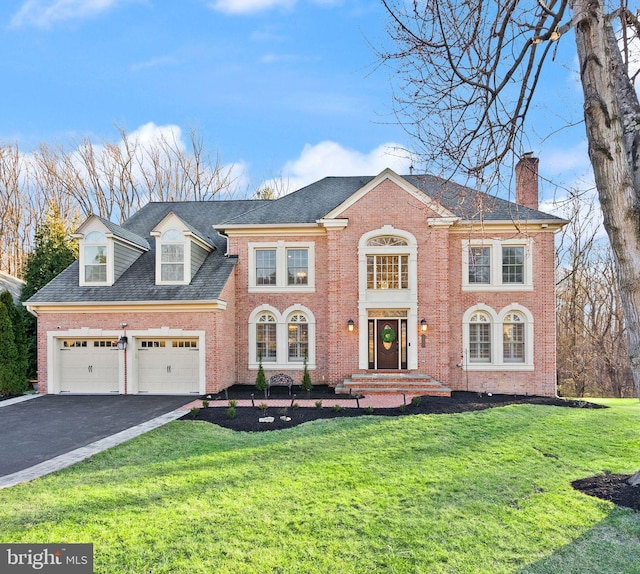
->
[249,362,316,370]
[249,286,315,294]
[462,284,533,292]
[464,364,534,371]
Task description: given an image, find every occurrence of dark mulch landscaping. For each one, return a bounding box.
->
[572,474,640,512]
[182,388,605,433]
[181,387,640,512]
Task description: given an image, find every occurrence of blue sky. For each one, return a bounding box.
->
[1,0,595,204]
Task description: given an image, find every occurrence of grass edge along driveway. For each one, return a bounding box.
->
[0,399,638,574]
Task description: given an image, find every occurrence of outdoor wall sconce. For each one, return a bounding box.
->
[420,319,428,332]
[117,336,128,351]
[347,319,354,332]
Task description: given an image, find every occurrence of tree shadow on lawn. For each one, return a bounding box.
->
[181,389,638,512]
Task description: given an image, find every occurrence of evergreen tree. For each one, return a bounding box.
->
[301,354,312,393]
[0,291,28,392]
[255,356,267,396]
[0,304,19,396]
[20,204,78,378]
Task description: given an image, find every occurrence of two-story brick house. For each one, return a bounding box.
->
[25,156,565,396]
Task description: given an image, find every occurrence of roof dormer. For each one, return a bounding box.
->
[74,215,149,287]
[150,212,214,285]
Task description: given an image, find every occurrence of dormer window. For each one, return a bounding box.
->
[84,231,108,283]
[159,229,185,283]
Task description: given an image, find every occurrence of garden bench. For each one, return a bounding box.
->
[268,373,294,396]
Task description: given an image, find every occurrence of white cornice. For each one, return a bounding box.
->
[24,300,228,315]
[316,218,349,230]
[214,223,325,237]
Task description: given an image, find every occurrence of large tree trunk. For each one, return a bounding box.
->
[571,0,640,400]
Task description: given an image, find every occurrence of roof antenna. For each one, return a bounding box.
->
[409,164,414,175]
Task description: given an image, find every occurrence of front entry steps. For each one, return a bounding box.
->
[336,373,451,396]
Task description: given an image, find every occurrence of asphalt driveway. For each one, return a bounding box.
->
[0,395,192,477]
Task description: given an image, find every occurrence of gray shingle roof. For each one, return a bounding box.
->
[93,216,150,250]
[216,175,564,225]
[26,172,563,306]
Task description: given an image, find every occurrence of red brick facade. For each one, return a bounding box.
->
[30,169,562,396]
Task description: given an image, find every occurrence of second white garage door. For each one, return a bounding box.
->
[137,338,200,394]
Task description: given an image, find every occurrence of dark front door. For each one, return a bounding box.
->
[376,319,399,369]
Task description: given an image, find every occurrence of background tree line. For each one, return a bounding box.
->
[0,126,235,278]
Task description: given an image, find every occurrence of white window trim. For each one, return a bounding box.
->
[248,304,316,370]
[154,229,191,285]
[462,238,533,291]
[79,231,113,286]
[461,304,534,371]
[248,241,315,293]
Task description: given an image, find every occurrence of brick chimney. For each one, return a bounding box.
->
[515,152,539,210]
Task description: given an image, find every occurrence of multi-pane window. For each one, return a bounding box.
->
[160,229,185,282]
[469,312,491,363]
[366,255,409,289]
[503,313,525,363]
[255,249,277,286]
[288,313,308,361]
[84,231,108,283]
[502,246,524,284]
[256,312,277,362]
[287,249,308,285]
[468,246,490,284]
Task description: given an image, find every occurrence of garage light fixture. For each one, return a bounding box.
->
[117,336,128,350]
[347,319,354,332]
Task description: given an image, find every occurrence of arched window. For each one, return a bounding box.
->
[469,312,491,363]
[366,236,408,247]
[160,228,185,282]
[288,313,308,362]
[365,235,409,289]
[84,231,107,283]
[256,312,277,362]
[503,312,525,363]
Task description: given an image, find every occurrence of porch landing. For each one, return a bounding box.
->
[336,373,451,396]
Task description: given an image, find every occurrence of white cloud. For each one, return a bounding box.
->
[208,0,340,15]
[208,0,296,15]
[266,140,413,192]
[11,0,124,28]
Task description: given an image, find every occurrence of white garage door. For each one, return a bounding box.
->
[58,339,119,393]
[137,339,200,394]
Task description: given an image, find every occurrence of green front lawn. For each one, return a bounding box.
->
[1,400,639,573]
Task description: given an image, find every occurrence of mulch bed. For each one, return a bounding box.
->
[181,389,605,433]
[180,388,640,512]
[572,474,640,512]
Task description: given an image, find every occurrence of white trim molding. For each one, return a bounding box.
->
[462,304,534,371]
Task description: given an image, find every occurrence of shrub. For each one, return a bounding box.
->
[292,402,300,409]
[259,402,268,411]
[255,357,267,393]
[332,404,342,412]
[201,400,209,408]
[364,406,374,415]
[226,406,236,419]
[315,400,323,410]
[228,399,237,408]
[190,407,200,419]
[301,354,313,392]
[411,396,422,406]
[398,404,406,412]
[0,304,19,396]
